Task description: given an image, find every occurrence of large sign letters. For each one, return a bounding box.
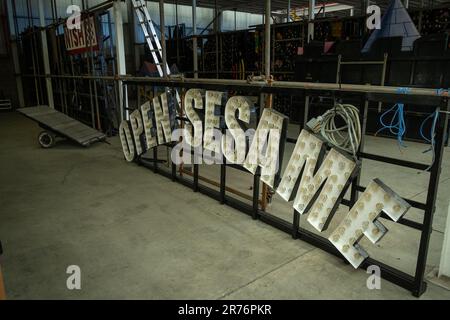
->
[119,89,411,269]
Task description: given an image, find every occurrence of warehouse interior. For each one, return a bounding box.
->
[1,0,450,300]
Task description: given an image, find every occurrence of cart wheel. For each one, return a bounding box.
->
[38,131,56,148]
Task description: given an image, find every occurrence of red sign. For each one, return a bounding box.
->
[64,16,99,55]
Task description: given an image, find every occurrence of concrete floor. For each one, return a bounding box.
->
[1,112,450,299]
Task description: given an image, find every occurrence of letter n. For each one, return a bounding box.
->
[153,93,173,145]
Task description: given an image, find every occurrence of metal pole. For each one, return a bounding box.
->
[7,0,25,108]
[127,0,139,73]
[0,241,5,299]
[176,0,180,66]
[113,0,128,121]
[27,74,450,99]
[26,0,41,105]
[160,0,168,77]
[414,101,449,296]
[264,0,271,79]
[192,0,198,79]
[418,0,424,33]
[438,202,450,278]
[215,0,219,79]
[262,0,273,211]
[287,0,291,22]
[308,0,315,43]
[50,0,64,113]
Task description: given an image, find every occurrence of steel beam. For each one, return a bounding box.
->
[113,0,128,121]
[308,0,315,43]
[23,73,450,99]
[38,0,55,109]
[287,0,291,22]
[160,0,168,77]
[192,0,198,79]
[7,0,25,108]
[265,0,271,79]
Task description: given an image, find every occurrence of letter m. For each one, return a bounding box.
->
[277,129,359,232]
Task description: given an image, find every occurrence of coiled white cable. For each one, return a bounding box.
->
[319,104,361,157]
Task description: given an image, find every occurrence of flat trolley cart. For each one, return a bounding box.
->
[18,106,107,148]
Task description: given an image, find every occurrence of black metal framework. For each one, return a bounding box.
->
[123,78,449,297]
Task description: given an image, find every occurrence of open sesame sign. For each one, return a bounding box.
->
[119,89,411,269]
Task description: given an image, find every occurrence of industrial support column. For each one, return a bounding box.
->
[214,0,220,78]
[308,0,315,43]
[113,0,128,121]
[439,205,450,279]
[265,0,271,79]
[160,0,168,77]
[261,0,272,211]
[192,0,198,79]
[6,0,25,108]
[428,202,450,288]
[0,241,5,300]
[127,0,139,73]
[38,0,55,109]
[287,0,291,22]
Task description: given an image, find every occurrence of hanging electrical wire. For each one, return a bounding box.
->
[420,109,440,171]
[375,103,407,148]
[308,104,362,158]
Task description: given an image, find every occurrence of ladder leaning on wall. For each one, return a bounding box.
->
[131,0,182,107]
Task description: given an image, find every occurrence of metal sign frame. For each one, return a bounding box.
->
[124,77,448,297]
